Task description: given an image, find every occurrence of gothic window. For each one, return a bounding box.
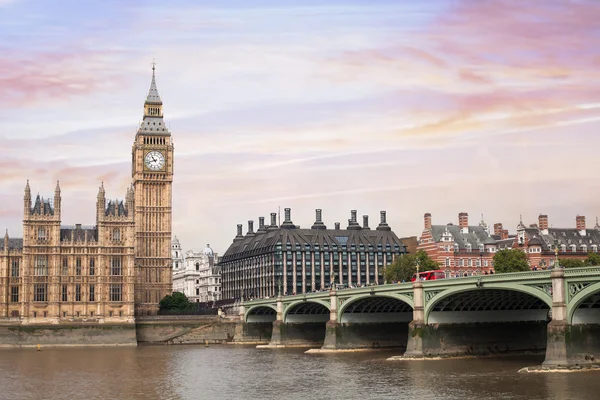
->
[76,258,82,276]
[62,257,69,275]
[111,257,122,276]
[10,287,18,303]
[110,284,122,302]
[37,227,46,240]
[62,284,68,301]
[113,228,121,241]
[34,256,48,276]
[10,259,19,277]
[196,263,200,271]
[89,258,95,276]
[75,284,81,301]
[33,284,47,302]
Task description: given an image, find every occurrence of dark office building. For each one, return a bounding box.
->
[220,208,407,300]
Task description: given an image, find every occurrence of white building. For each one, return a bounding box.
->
[171,237,222,303]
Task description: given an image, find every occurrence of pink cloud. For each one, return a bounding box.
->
[0,50,127,107]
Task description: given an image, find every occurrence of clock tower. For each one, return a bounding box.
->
[131,64,174,315]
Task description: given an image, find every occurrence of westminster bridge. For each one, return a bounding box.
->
[240,267,600,367]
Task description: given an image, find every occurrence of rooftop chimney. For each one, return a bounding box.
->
[245,220,255,238]
[267,212,278,231]
[281,208,295,229]
[494,223,503,236]
[257,216,267,234]
[539,214,548,232]
[334,222,340,230]
[424,213,432,230]
[376,210,391,231]
[459,212,468,234]
[501,229,508,240]
[576,215,586,236]
[347,210,361,230]
[234,224,243,241]
[362,215,370,230]
[311,209,327,229]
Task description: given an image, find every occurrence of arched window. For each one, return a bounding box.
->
[196,262,200,271]
[445,257,450,267]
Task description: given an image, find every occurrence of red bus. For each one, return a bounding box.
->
[411,270,446,282]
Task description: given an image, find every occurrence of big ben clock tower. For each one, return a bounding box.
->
[131,64,174,315]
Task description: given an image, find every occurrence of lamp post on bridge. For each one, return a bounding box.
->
[415,257,420,282]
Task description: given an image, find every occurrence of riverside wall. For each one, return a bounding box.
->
[0,321,137,347]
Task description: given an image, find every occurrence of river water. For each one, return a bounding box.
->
[1,346,599,400]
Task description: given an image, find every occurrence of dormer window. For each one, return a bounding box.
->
[466,243,472,252]
[592,245,598,253]
[561,244,567,252]
[454,243,459,252]
[570,244,576,252]
[478,244,484,252]
[581,245,588,252]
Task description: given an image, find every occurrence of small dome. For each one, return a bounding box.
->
[172,236,181,249]
[203,244,214,256]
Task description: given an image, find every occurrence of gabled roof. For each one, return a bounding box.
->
[522,226,600,251]
[31,195,54,215]
[0,238,23,251]
[430,224,489,250]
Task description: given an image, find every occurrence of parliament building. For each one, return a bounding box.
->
[0,66,174,322]
[220,208,407,300]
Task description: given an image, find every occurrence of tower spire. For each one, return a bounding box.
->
[145,61,162,107]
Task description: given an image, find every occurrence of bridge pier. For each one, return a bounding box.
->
[322,287,340,349]
[404,280,425,357]
[542,268,600,367]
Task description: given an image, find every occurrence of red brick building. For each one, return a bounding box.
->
[417,212,600,276]
[417,212,497,277]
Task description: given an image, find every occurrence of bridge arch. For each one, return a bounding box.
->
[338,293,414,323]
[245,304,277,323]
[283,299,330,323]
[424,285,551,324]
[568,282,600,324]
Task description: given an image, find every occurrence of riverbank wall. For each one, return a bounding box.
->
[135,316,271,345]
[0,321,137,347]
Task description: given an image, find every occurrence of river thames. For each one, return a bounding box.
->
[1,346,599,400]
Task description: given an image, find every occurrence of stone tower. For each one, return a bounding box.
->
[131,64,174,315]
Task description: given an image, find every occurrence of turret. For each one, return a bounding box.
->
[96,182,106,223]
[53,180,61,216]
[3,230,8,254]
[126,185,135,215]
[24,180,31,217]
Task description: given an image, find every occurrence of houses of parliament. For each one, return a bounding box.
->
[0,66,174,322]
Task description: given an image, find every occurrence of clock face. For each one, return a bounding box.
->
[144,150,165,171]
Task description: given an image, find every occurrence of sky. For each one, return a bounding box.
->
[1,0,600,254]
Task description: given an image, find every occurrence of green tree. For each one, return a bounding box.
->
[492,249,529,273]
[384,250,439,283]
[159,292,194,312]
[587,252,600,266]
[558,258,586,269]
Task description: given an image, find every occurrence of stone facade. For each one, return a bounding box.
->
[0,66,174,324]
[172,239,222,303]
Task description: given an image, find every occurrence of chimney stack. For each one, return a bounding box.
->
[376,211,391,231]
[311,209,327,230]
[247,220,255,236]
[347,210,361,230]
[501,229,508,240]
[539,214,548,231]
[576,215,586,235]
[494,223,503,236]
[270,212,277,227]
[257,216,267,234]
[281,208,295,228]
[458,212,468,233]
[334,222,340,230]
[363,215,370,229]
[424,213,432,230]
